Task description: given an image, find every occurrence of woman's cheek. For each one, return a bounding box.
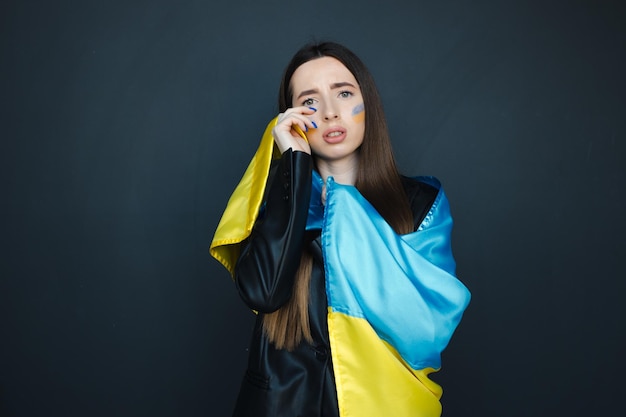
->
[352,103,365,123]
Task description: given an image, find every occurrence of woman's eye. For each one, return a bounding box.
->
[339,91,353,98]
[302,98,316,106]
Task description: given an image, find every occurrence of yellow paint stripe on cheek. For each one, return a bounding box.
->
[352,103,365,123]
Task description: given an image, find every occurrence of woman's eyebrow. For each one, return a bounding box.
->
[296,88,318,100]
[295,82,357,100]
[330,81,356,89]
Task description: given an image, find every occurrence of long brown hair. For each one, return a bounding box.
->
[264,41,414,350]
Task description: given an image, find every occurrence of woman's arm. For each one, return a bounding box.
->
[234,149,312,313]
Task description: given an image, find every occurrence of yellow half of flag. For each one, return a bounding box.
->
[329,309,443,417]
[209,118,280,276]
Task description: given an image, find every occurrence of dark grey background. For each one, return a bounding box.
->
[2,0,625,416]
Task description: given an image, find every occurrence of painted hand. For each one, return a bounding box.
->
[272,106,317,154]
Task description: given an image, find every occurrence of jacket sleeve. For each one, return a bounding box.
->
[234,149,313,313]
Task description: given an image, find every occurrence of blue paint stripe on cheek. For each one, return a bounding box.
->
[352,103,364,115]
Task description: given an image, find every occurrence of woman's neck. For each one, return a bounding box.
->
[315,153,360,185]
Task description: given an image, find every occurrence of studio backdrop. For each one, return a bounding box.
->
[1,1,625,416]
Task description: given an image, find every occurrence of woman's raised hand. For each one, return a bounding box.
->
[272,106,317,154]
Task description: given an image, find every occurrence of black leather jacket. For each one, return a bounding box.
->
[232,150,438,417]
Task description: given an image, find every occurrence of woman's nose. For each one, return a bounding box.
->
[322,103,339,120]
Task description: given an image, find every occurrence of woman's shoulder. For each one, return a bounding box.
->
[400,176,440,229]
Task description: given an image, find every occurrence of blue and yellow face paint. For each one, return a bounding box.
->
[352,103,365,123]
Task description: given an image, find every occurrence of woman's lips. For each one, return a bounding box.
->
[322,127,347,144]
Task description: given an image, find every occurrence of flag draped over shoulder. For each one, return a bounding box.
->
[209,117,281,276]
[210,118,471,417]
[306,173,471,417]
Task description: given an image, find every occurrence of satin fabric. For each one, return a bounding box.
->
[210,117,281,276]
[210,117,309,275]
[305,173,471,416]
[211,118,471,416]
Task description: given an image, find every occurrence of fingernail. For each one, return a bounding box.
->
[309,107,317,112]
[305,125,308,132]
[312,121,317,128]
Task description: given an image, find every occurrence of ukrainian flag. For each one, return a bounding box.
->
[209,118,281,276]
[211,118,471,416]
[309,173,470,416]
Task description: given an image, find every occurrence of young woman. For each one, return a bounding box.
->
[211,41,470,417]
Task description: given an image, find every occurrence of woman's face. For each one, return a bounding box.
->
[290,57,365,164]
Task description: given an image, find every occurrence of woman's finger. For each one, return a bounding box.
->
[272,107,317,153]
